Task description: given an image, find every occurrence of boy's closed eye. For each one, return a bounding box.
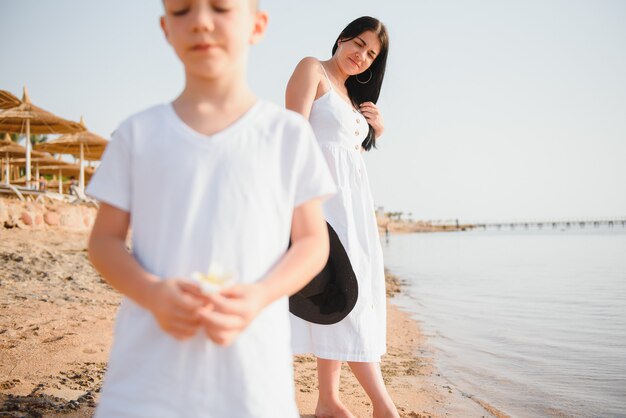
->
[165,0,254,16]
[164,0,190,16]
[210,0,234,13]
[171,7,190,17]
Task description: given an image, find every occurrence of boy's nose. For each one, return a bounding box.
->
[190,4,215,33]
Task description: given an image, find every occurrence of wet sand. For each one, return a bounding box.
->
[0,225,500,417]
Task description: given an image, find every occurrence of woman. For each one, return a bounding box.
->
[287,16,399,418]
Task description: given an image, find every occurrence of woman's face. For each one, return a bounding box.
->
[334,30,382,76]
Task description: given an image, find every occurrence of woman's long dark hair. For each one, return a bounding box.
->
[332,16,389,151]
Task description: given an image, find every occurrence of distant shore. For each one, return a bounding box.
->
[377,217,473,234]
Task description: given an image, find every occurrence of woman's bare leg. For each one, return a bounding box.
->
[315,358,355,418]
[347,361,399,418]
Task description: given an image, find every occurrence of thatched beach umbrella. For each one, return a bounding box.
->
[0,90,21,110]
[0,133,13,146]
[12,150,64,189]
[0,141,27,185]
[41,164,94,194]
[35,116,107,190]
[0,134,14,183]
[0,87,85,188]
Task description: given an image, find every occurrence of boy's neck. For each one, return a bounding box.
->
[172,72,257,137]
[179,70,254,108]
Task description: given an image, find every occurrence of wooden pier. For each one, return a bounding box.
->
[468,218,626,230]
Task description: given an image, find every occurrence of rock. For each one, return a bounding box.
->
[20,212,33,226]
[44,212,60,226]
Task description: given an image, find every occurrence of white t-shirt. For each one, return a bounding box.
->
[87,101,336,418]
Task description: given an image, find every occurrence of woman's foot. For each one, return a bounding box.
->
[372,404,401,418]
[315,400,356,418]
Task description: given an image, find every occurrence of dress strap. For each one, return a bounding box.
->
[319,62,333,91]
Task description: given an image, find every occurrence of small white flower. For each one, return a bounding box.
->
[190,262,234,295]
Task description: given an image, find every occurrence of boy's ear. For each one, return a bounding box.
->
[249,11,269,45]
[160,15,170,41]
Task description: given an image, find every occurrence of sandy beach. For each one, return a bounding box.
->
[0,198,500,418]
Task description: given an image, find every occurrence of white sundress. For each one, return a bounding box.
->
[290,63,387,362]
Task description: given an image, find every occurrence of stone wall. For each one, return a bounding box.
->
[0,197,96,231]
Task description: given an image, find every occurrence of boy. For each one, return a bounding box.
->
[87,1,336,416]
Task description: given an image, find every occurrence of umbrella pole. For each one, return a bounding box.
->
[4,152,9,185]
[58,169,62,194]
[26,119,31,188]
[35,162,40,190]
[79,142,85,191]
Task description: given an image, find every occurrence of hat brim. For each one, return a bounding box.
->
[289,222,358,325]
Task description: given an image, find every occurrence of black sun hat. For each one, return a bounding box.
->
[289,222,358,325]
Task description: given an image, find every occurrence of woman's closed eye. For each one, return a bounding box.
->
[354,39,377,59]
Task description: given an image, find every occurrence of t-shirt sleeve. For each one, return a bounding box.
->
[86,126,132,212]
[289,122,337,208]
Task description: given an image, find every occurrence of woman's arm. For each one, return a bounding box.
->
[285,57,323,119]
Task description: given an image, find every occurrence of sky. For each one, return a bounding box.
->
[2,0,625,222]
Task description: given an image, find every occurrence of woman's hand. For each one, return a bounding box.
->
[359,101,384,138]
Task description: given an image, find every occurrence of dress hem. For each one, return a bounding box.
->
[291,346,385,363]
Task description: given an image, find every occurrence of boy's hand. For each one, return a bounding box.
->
[200,283,269,346]
[146,279,208,340]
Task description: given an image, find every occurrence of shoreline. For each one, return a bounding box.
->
[382,271,510,418]
[1,225,503,417]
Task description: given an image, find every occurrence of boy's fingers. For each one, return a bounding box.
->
[176,292,206,313]
[170,322,200,337]
[173,310,203,324]
[169,329,196,341]
[201,309,245,331]
[219,284,245,297]
[178,281,205,297]
[206,292,244,316]
[161,319,200,340]
[206,330,238,346]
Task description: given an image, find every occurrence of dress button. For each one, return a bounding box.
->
[356,119,360,123]
[355,130,359,136]
[354,144,359,150]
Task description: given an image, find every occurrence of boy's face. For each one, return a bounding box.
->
[161,0,267,80]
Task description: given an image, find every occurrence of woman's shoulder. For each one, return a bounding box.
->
[298,56,321,67]
[293,56,324,77]
[289,57,328,91]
